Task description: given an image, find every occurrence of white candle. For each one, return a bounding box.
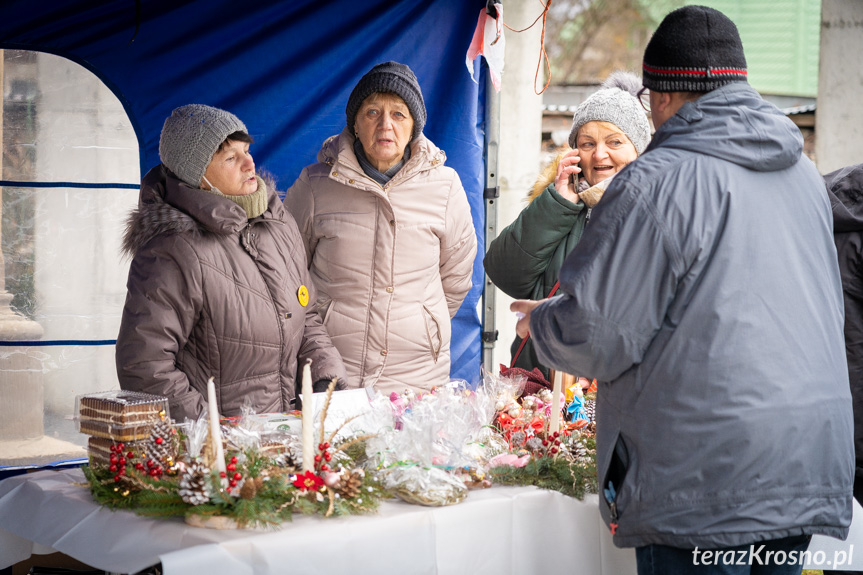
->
[301,359,314,472]
[206,376,227,482]
[550,370,563,434]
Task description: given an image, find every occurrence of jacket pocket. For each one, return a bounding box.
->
[601,433,630,523]
[422,305,442,363]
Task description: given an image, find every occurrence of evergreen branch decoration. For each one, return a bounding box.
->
[488,452,597,500]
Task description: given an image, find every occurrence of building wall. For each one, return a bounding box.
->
[687,0,821,97]
[816,0,863,174]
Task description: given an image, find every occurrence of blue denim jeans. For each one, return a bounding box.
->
[636,534,812,575]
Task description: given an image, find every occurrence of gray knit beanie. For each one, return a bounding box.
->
[345,61,427,141]
[568,71,651,155]
[159,104,248,188]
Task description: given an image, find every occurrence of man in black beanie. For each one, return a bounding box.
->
[514,5,854,574]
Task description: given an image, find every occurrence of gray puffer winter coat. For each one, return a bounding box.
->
[116,165,346,421]
[531,83,853,549]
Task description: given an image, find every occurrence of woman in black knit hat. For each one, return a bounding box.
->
[284,62,477,397]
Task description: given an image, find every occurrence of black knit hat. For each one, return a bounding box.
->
[345,61,427,141]
[643,5,747,93]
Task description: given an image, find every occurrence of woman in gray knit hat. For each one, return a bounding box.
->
[284,62,477,397]
[116,104,346,421]
[484,71,650,389]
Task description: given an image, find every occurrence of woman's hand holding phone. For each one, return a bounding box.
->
[555,149,582,204]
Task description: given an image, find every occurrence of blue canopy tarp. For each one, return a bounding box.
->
[0,0,488,383]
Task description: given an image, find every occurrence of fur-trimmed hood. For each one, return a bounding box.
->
[122,165,278,257]
[528,152,613,208]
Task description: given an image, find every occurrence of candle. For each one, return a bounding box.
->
[206,376,227,483]
[550,370,563,434]
[301,358,314,472]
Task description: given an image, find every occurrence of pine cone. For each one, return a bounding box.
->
[239,476,265,500]
[277,437,304,471]
[147,419,177,464]
[585,399,596,422]
[336,469,364,498]
[525,436,544,453]
[178,461,211,505]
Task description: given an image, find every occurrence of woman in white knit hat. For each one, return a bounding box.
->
[116,104,346,422]
[484,71,650,387]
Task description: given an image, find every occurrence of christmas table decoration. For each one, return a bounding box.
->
[484,370,599,500]
[80,379,383,529]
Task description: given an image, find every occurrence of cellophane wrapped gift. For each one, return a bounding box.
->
[365,380,501,506]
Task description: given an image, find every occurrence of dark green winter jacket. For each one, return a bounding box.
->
[484,179,589,378]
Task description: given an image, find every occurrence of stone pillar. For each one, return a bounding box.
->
[492,0,544,368]
[816,0,863,173]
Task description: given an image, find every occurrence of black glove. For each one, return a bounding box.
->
[312,377,345,393]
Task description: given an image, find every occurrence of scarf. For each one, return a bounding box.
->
[201,176,268,219]
[353,139,411,187]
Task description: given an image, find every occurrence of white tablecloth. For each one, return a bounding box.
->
[0,468,636,575]
[3,469,861,574]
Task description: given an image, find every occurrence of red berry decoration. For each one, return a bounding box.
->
[226,463,236,471]
[114,474,121,482]
[230,480,237,487]
[550,447,559,454]
[109,464,117,472]
[109,444,117,453]
[320,464,329,472]
[117,443,125,450]
[146,459,155,468]
[220,471,227,478]
[322,442,330,450]
[119,457,126,465]
[233,472,242,480]
[314,454,322,463]
[127,451,135,459]
[155,437,163,445]
[324,452,332,462]
[118,467,126,476]
[135,463,145,471]
[230,456,238,464]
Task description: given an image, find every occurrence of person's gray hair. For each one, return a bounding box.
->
[159,104,248,188]
[568,71,651,154]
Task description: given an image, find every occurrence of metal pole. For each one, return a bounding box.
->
[481,65,500,375]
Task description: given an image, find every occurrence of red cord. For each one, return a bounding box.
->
[502,0,553,95]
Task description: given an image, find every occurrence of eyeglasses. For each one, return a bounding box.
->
[637,87,651,112]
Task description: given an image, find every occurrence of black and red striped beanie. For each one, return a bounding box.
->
[643,5,747,93]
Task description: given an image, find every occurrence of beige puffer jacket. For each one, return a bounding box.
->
[284,129,477,396]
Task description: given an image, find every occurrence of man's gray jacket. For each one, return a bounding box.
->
[531,82,854,549]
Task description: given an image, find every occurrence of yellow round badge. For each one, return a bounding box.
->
[297,285,309,307]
